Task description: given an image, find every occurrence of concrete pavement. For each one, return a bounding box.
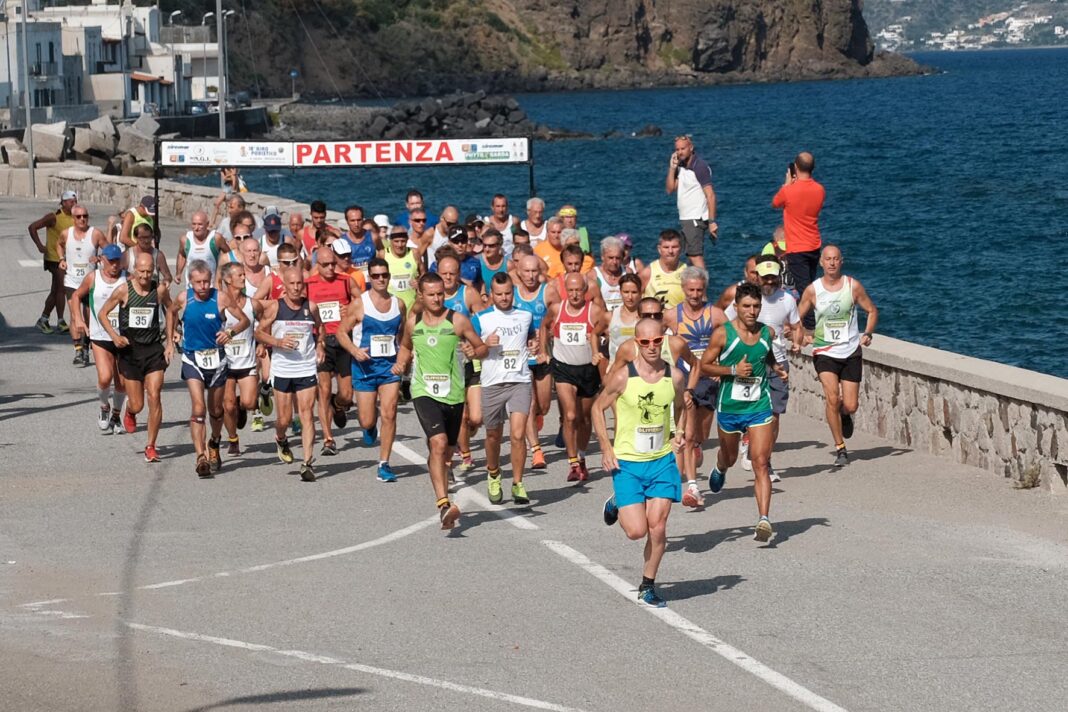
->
[1,197,1067,712]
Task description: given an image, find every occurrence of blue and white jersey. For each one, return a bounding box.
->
[354,291,401,361]
[182,287,224,370]
[444,284,472,317]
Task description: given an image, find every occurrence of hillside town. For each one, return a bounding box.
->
[875,2,1068,50]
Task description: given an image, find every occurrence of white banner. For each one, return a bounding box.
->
[292,138,529,167]
[161,141,294,167]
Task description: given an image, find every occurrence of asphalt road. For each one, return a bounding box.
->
[1,197,1067,711]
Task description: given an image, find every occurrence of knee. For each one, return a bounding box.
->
[750,453,770,473]
[621,522,647,541]
[429,438,448,456]
[509,431,525,448]
[563,409,579,424]
[825,391,841,410]
[841,399,858,415]
[241,394,257,410]
[147,391,161,407]
[647,519,667,540]
[379,407,396,424]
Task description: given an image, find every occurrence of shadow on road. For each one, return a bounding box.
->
[658,574,746,601]
[773,439,824,453]
[666,517,831,554]
[182,687,367,711]
[0,393,98,423]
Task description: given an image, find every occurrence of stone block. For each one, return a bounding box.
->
[6,148,30,168]
[116,125,155,163]
[126,161,156,179]
[23,125,67,162]
[90,114,117,137]
[132,113,160,136]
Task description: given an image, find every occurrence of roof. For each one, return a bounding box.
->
[130,71,162,83]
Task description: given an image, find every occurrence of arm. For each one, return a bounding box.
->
[165,291,186,360]
[593,367,628,473]
[156,251,174,287]
[637,265,651,293]
[57,230,69,269]
[68,273,94,340]
[456,313,489,360]
[714,284,736,310]
[335,298,367,361]
[698,328,733,379]
[90,228,107,264]
[670,368,689,450]
[98,283,130,348]
[703,184,718,238]
[606,339,635,378]
[589,304,606,365]
[771,181,789,210]
[254,302,283,348]
[28,213,55,254]
[538,304,557,365]
[853,279,878,347]
[311,304,327,364]
[665,152,679,194]
[215,293,249,345]
[118,211,135,247]
[392,314,417,375]
[175,237,188,284]
[794,284,816,349]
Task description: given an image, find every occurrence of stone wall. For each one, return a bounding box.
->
[787,337,1068,495]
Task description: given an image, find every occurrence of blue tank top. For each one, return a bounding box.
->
[444,284,470,317]
[345,232,377,273]
[357,292,402,355]
[183,288,222,353]
[514,284,547,365]
[460,255,481,285]
[479,257,508,293]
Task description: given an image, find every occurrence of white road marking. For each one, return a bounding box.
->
[456,487,541,530]
[128,622,589,712]
[18,259,40,268]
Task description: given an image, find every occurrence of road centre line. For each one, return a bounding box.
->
[127,622,589,712]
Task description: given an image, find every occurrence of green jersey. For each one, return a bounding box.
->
[716,321,772,415]
[613,361,676,462]
[411,310,464,404]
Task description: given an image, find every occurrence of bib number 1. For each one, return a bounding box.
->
[634,425,665,454]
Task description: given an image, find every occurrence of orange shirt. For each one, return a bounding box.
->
[535,241,564,278]
[772,178,825,253]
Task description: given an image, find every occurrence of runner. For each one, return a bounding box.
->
[58,204,107,366]
[557,205,591,254]
[485,194,519,256]
[533,217,566,278]
[513,254,552,470]
[588,236,626,312]
[542,273,605,482]
[219,261,264,457]
[603,273,644,366]
[332,239,367,294]
[421,205,459,272]
[306,245,356,457]
[338,205,375,281]
[473,273,536,505]
[639,230,687,308]
[259,214,292,269]
[97,252,172,462]
[478,228,510,293]
[117,195,156,247]
[726,256,801,481]
[176,211,228,284]
[167,261,249,478]
[68,243,127,434]
[394,273,488,530]
[255,268,325,482]
[521,197,547,247]
[336,257,405,483]
[122,223,174,287]
[545,244,604,310]
[795,245,879,467]
[28,190,77,334]
[594,317,688,608]
[714,254,761,309]
[383,227,421,311]
[618,234,644,275]
[700,282,789,542]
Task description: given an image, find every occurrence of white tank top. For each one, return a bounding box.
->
[813,276,860,359]
[595,267,623,311]
[244,265,271,298]
[270,298,318,378]
[260,235,283,267]
[492,215,516,255]
[608,306,638,362]
[124,245,161,281]
[88,271,126,342]
[521,218,546,247]
[63,226,97,289]
[184,230,220,280]
[224,295,257,370]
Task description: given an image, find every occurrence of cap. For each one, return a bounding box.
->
[756,260,782,277]
[100,244,123,261]
[331,239,352,256]
[140,195,157,215]
[61,190,78,201]
[389,228,408,240]
[558,207,578,218]
[447,225,467,242]
[373,214,390,229]
[263,214,282,231]
[263,205,280,217]
[464,213,484,227]
[616,233,633,248]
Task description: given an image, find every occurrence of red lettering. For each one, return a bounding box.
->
[354,143,370,164]
[296,143,311,163]
[313,145,330,164]
[435,142,454,162]
[375,142,389,164]
[334,143,351,164]
[395,141,412,163]
[416,142,431,162]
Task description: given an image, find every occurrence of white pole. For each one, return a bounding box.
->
[216,0,225,139]
[19,0,35,196]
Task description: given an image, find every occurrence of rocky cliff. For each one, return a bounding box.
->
[221,0,923,98]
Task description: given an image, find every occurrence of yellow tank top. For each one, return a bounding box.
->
[644,259,686,308]
[129,209,155,243]
[384,249,419,309]
[614,361,676,462]
[46,210,75,262]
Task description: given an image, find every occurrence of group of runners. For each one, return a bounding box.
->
[29,181,878,609]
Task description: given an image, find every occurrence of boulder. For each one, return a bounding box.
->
[365,114,389,139]
[0,137,22,163]
[507,110,526,124]
[474,117,491,129]
[383,123,407,140]
[90,114,117,137]
[132,113,160,136]
[6,147,30,168]
[126,161,157,179]
[634,123,663,137]
[72,127,93,154]
[116,124,154,162]
[23,125,67,162]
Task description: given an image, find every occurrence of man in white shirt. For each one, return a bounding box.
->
[665,134,717,270]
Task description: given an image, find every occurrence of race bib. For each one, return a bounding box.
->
[318,300,341,323]
[225,338,248,359]
[501,349,523,373]
[195,348,220,370]
[620,326,635,338]
[284,330,307,352]
[560,322,587,346]
[71,262,88,279]
[129,307,154,329]
[107,310,120,330]
[422,373,451,397]
[825,319,848,344]
[391,276,411,294]
[691,348,706,362]
[605,294,623,311]
[370,334,396,357]
[634,424,665,454]
[731,376,762,402]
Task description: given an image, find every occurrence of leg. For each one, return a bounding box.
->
[144,371,164,448]
[641,498,673,580]
[747,423,775,518]
[377,382,400,464]
[316,372,334,443]
[335,374,353,410]
[576,395,594,454]
[716,428,740,470]
[509,410,528,483]
[125,378,146,417]
[556,382,580,459]
[840,379,860,416]
[223,379,239,440]
[527,371,550,447]
[274,389,293,438]
[207,385,225,441]
[295,386,318,460]
[818,371,845,445]
[92,344,116,393]
[617,502,649,541]
[355,389,379,431]
[484,426,503,473]
[238,375,258,411]
[186,380,208,458]
[427,433,451,500]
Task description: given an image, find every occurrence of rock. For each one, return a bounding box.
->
[114,153,135,174]
[23,125,67,162]
[126,161,157,178]
[492,113,506,126]
[132,113,160,136]
[383,123,407,140]
[365,114,389,139]
[474,117,491,129]
[603,129,623,139]
[505,97,519,111]
[634,123,663,137]
[6,147,30,168]
[116,124,155,163]
[507,110,526,124]
[90,114,117,137]
[0,137,22,163]
[420,96,439,117]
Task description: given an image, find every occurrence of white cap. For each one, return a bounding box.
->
[331,239,352,256]
[61,190,78,201]
[373,214,390,229]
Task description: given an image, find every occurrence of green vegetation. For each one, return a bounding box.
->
[657,42,690,67]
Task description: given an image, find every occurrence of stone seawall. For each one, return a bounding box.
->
[7,168,1068,497]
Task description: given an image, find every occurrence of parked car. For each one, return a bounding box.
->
[188,100,213,115]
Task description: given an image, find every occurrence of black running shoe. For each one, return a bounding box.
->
[321,440,338,456]
[299,460,316,482]
[331,396,347,429]
[237,407,248,430]
[834,447,849,468]
[72,350,83,366]
[81,349,90,367]
[841,412,854,439]
[400,380,412,403]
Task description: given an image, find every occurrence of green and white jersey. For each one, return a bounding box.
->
[88,271,127,342]
[717,321,772,415]
[411,310,464,405]
[183,230,222,282]
[812,276,859,359]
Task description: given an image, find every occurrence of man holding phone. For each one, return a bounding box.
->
[772,151,825,329]
[665,134,717,270]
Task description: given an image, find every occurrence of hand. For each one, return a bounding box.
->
[172,330,182,345]
[163,344,173,364]
[527,337,539,355]
[316,343,326,364]
[601,446,619,476]
[785,168,795,186]
[683,390,694,410]
[669,153,678,169]
[256,344,267,359]
[114,335,130,349]
[391,362,405,376]
[591,351,604,366]
[735,354,753,378]
[672,432,687,453]
[215,330,232,346]
[59,260,67,271]
[861,333,873,347]
[460,341,476,359]
[353,347,370,362]
[773,364,789,382]
[803,333,814,347]
[280,335,299,350]
[709,221,718,237]
[790,340,801,353]
[486,332,500,348]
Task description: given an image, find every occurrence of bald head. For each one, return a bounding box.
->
[440,205,459,225]
[794,151,815,174]
[636,317,663,340]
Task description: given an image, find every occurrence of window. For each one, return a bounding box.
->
[131,81,139,100]
[48,42,55,63]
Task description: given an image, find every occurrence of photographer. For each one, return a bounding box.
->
[665,134,717,270]
[772,151,825,330]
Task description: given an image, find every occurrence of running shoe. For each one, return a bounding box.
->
[841,412,854,439]
[362,424,378,446]
[98,405,111,431]
[511,481,529,505]
[331,396,347,429]
[769,466,781,483]
[72,350,83,366]
[299,460,316,482]
[258,383,273,416]
[531,448,546,470]
[439,502,461,530]
[451,467,466,486]
[321,440,338,457]
[460,456,476,473]
[602,496,618,526]
[207,438,222,472]
[755,516,774,543]
[251,412,265,432]
[566,462,582,482]
[237,407,248,430]
[291,417,302,436]
[110,414,123,435]
[554,428,565,449]
[56,320,69,334]
[834,447,849,468]
[276,437,294,464]
[195,455,212,478]
[35,317,53,334]
[682,483,703,508]
[227,438,240,456]
[578,459,589,482]
[376,462,397,483]
[638,587,667,608]
[144,445,161,463]
[487,473,503,504]
[81,348,90,367]
[708,466,725,493]
[740,433,752,471]
[123,409,137,434]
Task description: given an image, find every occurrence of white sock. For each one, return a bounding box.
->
[112,391,126,414]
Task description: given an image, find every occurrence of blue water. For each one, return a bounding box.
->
[184,49,1068,378]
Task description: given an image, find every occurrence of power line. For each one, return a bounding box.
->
[286,0,344,101]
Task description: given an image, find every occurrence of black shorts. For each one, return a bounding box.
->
[691,376,719,411]
[413,396,465,446]
[464,360,481,388]
[814,348,863,383]
[118,341,167,381]
[91,338,119,356]
[529,361,551,380]
[317,336,353,376]
[273,374,317,393]
[550,359,601,399]
[44,259,60,273]
[228,367,256,380]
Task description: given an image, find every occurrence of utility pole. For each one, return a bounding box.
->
[19,0,35,196]
[216,0,225,138]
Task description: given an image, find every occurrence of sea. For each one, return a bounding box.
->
[183,49,1068,378]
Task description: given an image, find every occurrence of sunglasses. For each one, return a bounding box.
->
[637,336,665,347]
[411,218,426,223]
[483,242,500,248]
[369,272,390,280]
[319,260,337,267]
[73,214,89,219]
[279,258,300,266]
[639,312,663,320]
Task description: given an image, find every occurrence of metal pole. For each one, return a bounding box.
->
[152,137,161,248]
[19,0,35,196]
[216,0,226,139]
[527,135,536,198]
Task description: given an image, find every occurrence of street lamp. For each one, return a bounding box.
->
[168,11,182,113]
[168,10,182,26]
[217,6,235,138]
[201,11,214,102]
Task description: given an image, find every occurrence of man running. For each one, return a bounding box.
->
[259,214,293,269]
[486,194,519,256]
[478,228,509,293]
[715,255,761,309]
[521,197,547,246]
[589,236,626,313]
[98,252,172,462]
[473,273,535,505]
[595,317,688,608]
[533,217,566,278]
[176,211,229,284]
[167,261,249,478]
[639,230,687,308]
[123,223,174,288]
[337,257,405,483]
[255,268,325,481]
[513,254,552,470]
[117,196,156,247]
[218,261,263,456]
[796,245,879,467]
[700,283,789,542]
[28,190,77,334]
[384,226,421,311]
[68,244,127,434]
[395,273,488,530]
[339,205,377,281]
[58,204,108,365]
[543,273,605,482]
